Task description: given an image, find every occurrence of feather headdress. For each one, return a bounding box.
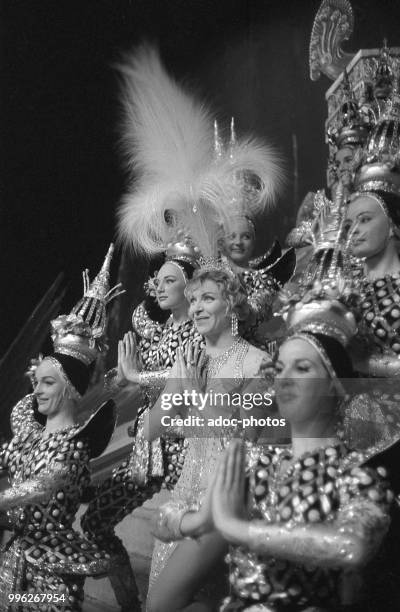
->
[213,118,285,222]
[117,45,284,258]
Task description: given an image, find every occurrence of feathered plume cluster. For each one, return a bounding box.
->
[213,119,285,221]
[117,45,284,259]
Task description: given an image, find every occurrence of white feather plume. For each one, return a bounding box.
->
[116,45,285,258]
[117,45,223,258]
[205,135,285,221]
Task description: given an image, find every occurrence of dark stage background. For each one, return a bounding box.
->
[1,0,400,356]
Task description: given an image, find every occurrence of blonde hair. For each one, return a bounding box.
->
[185,268,249,321]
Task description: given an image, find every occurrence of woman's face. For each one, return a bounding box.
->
[345,195,392,259]
[223,218,255,266]
[33,359,67,416]
[155,262,187,311]
[335,145,357,187]
[275,338,333,426]
[188,279,230,338]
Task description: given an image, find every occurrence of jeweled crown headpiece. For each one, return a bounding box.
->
[285,295,357,348]
[310,0,400,165]
[51,244,125,365]
[165,230,201,268]
[196,255,236,280]
[213,117,283,230]
[354,75,400,195]
[280,180,356,346]
[374,40,396,102]
[280,261,357,349]
[326,69,371,150]
[286,183,353,286]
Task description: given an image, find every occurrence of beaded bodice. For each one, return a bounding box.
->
[353,273,400,356]
[132,301,203,370]
[226,443,391,610]
[130,302,204,489]
[240,268,282,350]
[0,396,110,576]
[242,268,280,305]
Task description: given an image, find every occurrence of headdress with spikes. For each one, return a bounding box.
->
[326,69,371,150]
[27,245,124,400]
[310,0,400,173]
[374,39,396,102]
[213,116,284,231]
[280,181,357,347]
[51,244,125,366]
[354,72,400,196]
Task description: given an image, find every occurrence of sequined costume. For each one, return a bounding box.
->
[149,339,270,593]
[222,441,392,611]
[346,273,400,377]
[239,242,296,350]
[133,300,206,483]
[0,395,115,612]
[81,306,204,562]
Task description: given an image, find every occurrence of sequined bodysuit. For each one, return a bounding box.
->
[238,246,295,351]
[222,443,392,611]
[81,303,204,557]
[0,396,111,612]
[349,273,400,377]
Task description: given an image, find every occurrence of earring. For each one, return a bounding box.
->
[231,313,238,336]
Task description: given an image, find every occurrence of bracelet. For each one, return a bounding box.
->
[104,368,128,392]
[153,500,189,542]
[138,370,169,389]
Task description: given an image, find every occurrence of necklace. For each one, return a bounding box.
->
[207,336,248,382]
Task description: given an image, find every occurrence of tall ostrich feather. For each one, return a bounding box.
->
[116,45,285,258]
[212,134,285,219]
[117,45,223,258]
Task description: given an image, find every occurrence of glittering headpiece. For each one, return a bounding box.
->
[117,45,284,285]
[280,180,357,347]
[143,231,202,292]
[286,182,355,288]
[326,69,371,150]
[213,117,283,231]
[165,231,201,269]
[279,263,357,397]
[354,77,400,196]
[285,297,356,349]
[116,45,234,265]
[196,255,236,280]
[51,244,125,365]
[27,245,124,400]
[374,39,397,103]
[310,0,400,168]
[279,275,357,397]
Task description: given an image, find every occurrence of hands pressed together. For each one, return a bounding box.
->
[189,439,249,541]
[174,340,208,394]
[117,331,141,384]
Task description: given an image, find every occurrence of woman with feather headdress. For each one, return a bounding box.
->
[112,44,283,610]
[213,119,295,350]
[80,44,283,610]
[81,44,245,608]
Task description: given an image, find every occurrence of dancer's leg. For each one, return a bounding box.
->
[147,531,227,612]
